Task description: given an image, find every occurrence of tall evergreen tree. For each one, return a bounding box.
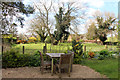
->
[54,7,70,43]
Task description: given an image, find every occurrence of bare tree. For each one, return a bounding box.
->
[28,18,48,42]
[33,0,54,42]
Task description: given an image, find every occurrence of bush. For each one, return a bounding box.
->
[99,49,109,57]
[88,52,95,58]
[98,55,104,60]
[72,40,83,56]
[71,40,83,64]
[28,37,37,43]
[16,40,28,44]
[79,39,84,43]
[73,53,83,64]
[2,49,41,68]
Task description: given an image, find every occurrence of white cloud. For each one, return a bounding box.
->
[90,0,104,8]
[82,0,104,8]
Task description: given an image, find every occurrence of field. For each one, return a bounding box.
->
[12,42,118,54]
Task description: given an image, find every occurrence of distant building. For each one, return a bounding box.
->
[67,34,86,42]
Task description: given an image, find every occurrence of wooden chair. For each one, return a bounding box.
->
[56,53,72,78]
[38,51,51,74]
[68,50,74,72]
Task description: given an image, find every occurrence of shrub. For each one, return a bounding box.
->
[88,52,95,58]
[98,55,104,60]
[71,40,83,64]
[28,37,37,43]
[16,40,28,44]
[72,40,83,56]
[2,49,41,68]
[99,49,109,57]
[79,39,84,43]
[16,40,22,44]
[53,40,58,45]
[73,53,83,64]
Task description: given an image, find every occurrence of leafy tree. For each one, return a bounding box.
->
[96,16,116,44]
[1,2,34,34]
[54,7,71,43]
[86,22,97,40]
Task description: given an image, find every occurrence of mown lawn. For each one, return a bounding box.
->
[83,43,118,51]
[81,58,118,79]
[13,42,117,54]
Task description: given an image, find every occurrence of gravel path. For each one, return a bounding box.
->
[2,64,108,78]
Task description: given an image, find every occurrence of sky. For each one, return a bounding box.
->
[17,0,119,35]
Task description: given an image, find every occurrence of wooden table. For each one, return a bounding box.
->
[46,53,64,76]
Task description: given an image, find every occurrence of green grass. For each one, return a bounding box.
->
[81,58,118,78]
[13,43,72,54]
[83,43,118,51]
[12,42,118,54]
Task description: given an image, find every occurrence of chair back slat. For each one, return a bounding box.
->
[38,50,44,65]
[60,54,72,65]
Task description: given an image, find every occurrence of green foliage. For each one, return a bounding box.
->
[79,39,84,43]
[86,22,97,40]
[28,37,37,43]
[98,55,104,60]
[54,7,70,42]
[71,40,83,64]
[1,2,34,34]
[45,36,52,43]
[2,49,42,68]
[99,49,109,57]
[96,16,116,44]
[73,53,83,64]
[72,40,83,56]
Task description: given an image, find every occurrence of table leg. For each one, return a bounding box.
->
[51,58,54,76]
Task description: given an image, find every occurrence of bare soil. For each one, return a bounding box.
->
[2,64,108,79]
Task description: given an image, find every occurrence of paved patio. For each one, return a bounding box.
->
[2,64,108,78]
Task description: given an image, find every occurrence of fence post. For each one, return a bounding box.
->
[23,46,24,54]
[83,45,86,53]
[43,46,47,54]
[45,42,47,53]
[50,45,51,52]
[105,45,107,49]
[2,45,3,55]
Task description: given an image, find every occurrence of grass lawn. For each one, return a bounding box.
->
[12,42,118,54]
[81,58,118,79]
[83,43,118,52]
[12,42,72,54]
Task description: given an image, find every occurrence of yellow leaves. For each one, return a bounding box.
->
[74,44,79,47]
[29,37,37,41]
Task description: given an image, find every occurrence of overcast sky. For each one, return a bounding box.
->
[17,0,119,35]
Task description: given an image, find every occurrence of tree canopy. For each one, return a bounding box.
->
[1,1,34,35]
[54,7,70,42]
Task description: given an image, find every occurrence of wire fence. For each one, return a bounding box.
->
[2,42,118,55]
